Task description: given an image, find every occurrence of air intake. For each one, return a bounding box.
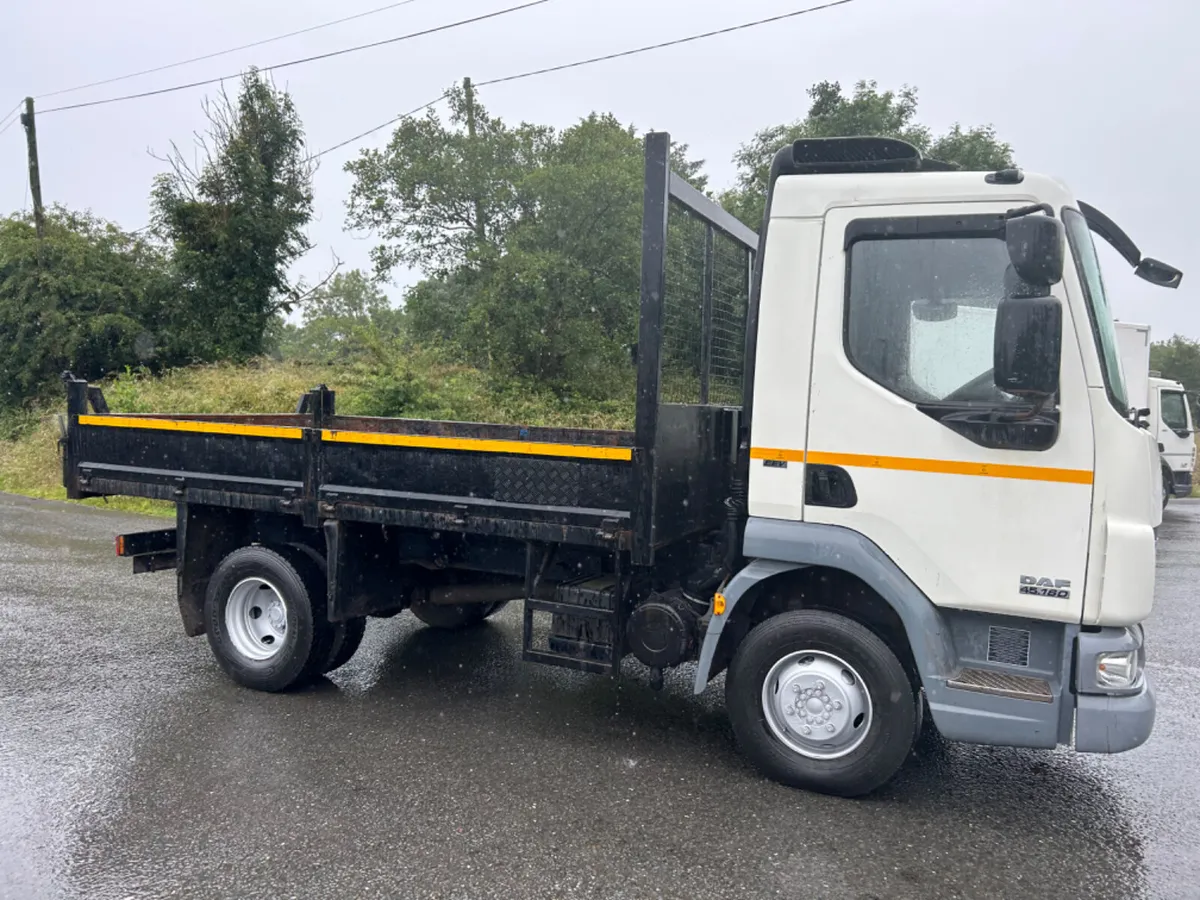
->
[987,626,1031,668]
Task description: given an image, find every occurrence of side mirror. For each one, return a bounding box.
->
[1135,257,1183,289]
[994,290,1062,399]
[1006,214,1064,287]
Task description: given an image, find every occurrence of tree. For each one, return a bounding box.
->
[1151,335,1200,417]
[348,91,704,396]
[722,80,1014,226]
[151,69,315,362]
[279,269,400,363]
[0,207,171,412]
[345,82,552,277]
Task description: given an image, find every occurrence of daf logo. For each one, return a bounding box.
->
[1019,575,1071,599]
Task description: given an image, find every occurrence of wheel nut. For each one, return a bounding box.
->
[786,708,795,717]
[801,726,811,735]
[826,724,835,733]
[833,701,842,710]
[793,684,802,694]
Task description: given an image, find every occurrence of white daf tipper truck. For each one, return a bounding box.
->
[1114,321,1195,506]
[70,135,1181,797]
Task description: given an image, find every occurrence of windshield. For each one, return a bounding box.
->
[1063,207,1129,415]
[1161,389,1191,432]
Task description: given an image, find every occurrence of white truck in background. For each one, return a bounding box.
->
[1115,321,1196,506]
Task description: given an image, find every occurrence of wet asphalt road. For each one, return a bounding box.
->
[1,493,1198,900]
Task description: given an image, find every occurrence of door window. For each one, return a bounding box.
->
[845,234,1020,406]
[1161,390,1190,433]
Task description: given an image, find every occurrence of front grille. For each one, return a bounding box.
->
[987,626,1031,667]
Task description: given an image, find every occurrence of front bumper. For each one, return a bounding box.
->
[1075,677,1156,753]
[1173,470,1193,495]
[1073,626,1155,753]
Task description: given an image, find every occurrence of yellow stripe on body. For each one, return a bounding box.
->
[78,415,303,440]
[321,429,634,461]
[751,447,1093,485]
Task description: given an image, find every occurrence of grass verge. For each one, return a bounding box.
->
[0,357,635,515]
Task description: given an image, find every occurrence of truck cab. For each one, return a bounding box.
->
[1149,374,1195,502]
[704,137,1179,793]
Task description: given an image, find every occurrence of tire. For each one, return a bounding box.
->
[324,617,367,673]
[1163,463,1173,509]
[725,609,918,798]
[204,546,336,692]
[410,599,509,630]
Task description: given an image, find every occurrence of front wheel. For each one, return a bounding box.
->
[725,610,918,798]
[1163,463,1173,509]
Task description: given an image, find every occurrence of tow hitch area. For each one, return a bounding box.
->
[116,528,177,574]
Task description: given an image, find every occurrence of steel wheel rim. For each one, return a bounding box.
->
[225,577,288,662]
[760,650,873,760]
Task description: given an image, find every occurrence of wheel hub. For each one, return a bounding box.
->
[226,577,289,662]
[762,651,872,760]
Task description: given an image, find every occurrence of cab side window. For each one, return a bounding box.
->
[846,233,1019,407]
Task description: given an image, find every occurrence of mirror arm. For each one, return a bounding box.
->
[1078,201,1141,268]
[1006,393,1054,422]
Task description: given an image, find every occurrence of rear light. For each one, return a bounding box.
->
[115,535,125,556]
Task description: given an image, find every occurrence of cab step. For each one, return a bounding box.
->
[947,667,1053,703]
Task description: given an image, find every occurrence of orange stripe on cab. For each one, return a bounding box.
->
[751,447,1093,485]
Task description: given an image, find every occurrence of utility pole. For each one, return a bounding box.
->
[20,97,46,240]
[462,77,486,246]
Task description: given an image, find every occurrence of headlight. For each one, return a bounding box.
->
[1096,651,1141,690]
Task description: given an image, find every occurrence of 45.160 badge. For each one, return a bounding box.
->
[1019,575,1071,599]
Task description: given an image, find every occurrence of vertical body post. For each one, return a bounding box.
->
[63,377,89,499]
[633,132,671,566]
[304,385,335,527]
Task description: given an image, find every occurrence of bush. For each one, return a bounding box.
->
[0,209,173,414]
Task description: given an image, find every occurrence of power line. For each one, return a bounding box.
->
[0,99,22,134]
[477,0,856,88]
[314,0,857,158]
[312,94,449,159]
[0,115,20,139]
[39,0,552,115]
[39,0,432,100]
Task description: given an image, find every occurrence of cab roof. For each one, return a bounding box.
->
[765,136,1077,219]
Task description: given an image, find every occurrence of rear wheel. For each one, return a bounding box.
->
[726,609,918,797]
[204,546,335,692]
[410,599,510,630]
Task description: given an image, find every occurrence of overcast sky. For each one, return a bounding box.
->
[2,0,1197,338]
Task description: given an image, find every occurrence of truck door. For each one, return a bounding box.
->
[798,204,1096,621]
[1156,384,1194,492]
